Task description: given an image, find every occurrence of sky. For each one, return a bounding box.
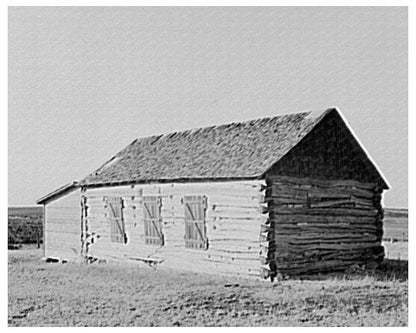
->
[8,6,407,207]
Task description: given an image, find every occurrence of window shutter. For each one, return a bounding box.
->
[107,197,126,243]
[143,196,164,246]
[183,195,208,250]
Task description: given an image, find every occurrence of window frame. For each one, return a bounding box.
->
[142,196,165,246]
[105,196,127,244]
[182,195,208,250]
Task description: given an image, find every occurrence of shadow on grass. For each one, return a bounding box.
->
[374,259,408,281]
[292,259,408,282]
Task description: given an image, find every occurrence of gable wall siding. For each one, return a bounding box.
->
[44,188,82,261]
[82,180,266,278]
[268,111,385,188]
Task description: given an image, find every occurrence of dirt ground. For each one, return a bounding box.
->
[8,245,407,327]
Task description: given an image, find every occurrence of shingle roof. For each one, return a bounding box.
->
[80,108,337,186]
[37,107,389,204]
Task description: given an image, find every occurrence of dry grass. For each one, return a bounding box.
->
[8,246,407,327]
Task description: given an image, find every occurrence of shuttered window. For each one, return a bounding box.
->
[183,195,208,250]
[143,196,164,246]
[106,197,127,244]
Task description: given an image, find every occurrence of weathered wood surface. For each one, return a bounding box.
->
[76,180,265,278]
[44,188,82,261]
[263,176,384,277]
[267,175,378,190]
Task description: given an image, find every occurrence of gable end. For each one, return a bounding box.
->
[265,109,389,189]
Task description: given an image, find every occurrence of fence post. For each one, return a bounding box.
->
[36,226,40,249]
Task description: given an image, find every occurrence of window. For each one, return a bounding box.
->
[106,197,127,243]
[143,196,164,246]
[182,195,208,250]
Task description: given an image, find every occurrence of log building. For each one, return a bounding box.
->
[37,107,389,280]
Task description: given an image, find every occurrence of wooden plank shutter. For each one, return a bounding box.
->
[143,196,164,246]
[183,195,208,250]
[107,197,126,244]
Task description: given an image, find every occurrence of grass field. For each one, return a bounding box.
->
[383,208,408,242]
[8,206,43,247]
[8,245,407,327]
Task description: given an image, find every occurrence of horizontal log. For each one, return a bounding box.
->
[355,203,376,210]
[268,183,375,200]
[274,241,381,251]
[275,251,384,267]
[279,248,384,264]
[309,199,354,208]
[274,235,378,244]
[274,230,377,238]
[208,237,262,244]
[275,261,375,275]
[267,197,307,204]
[211,207,260,216]
[274,223,377,231]
[267,175,377,190]
[270,214,376,224]
[274,229,377,237]
[275,252,383,267]
[211,216,262,222]
[271,208,378,217]
[351,195,375,206]
[210,221,259,230]
[205,247,260,256]
[274,247,381,260]
[208,230,259,241]
[268,185,364,199]
[267,190,308,200]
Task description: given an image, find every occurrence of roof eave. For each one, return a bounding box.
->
[36,181,79,205]
[79,175,264,189]
[334,107,390,190]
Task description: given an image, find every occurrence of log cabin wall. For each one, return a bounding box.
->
[262,176,384,276]
[81,180,266,279]
[44,188,82,261]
